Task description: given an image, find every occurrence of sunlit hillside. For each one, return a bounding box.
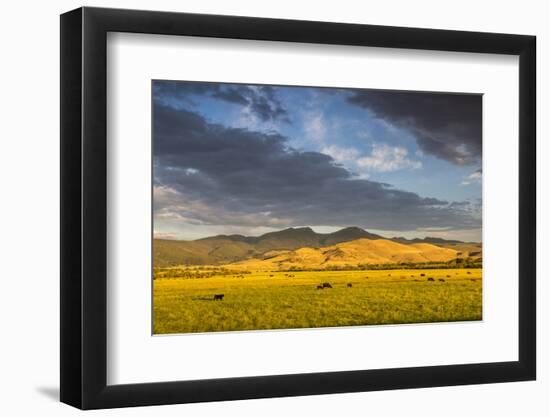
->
[228,238,458,271]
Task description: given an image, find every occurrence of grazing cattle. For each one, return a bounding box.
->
[322,282,333,288]
[467,271,471,274]
[388,274,391,276]
[347,283,353,288]
[269,274,274,277]
[446,275,451,278]
[439,278,446,282]
[470,279,476,282]
[420,273,426,277]
[213,294,224,301]
[316,285,324,290]
[427,277,435,282]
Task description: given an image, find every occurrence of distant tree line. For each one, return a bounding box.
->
[153,267,251,280]
[285,258,482,272]
[153,258,481,279]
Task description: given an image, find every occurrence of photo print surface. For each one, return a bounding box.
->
[152,80,482,335]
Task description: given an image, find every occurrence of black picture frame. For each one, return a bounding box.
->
[60,6,536,410]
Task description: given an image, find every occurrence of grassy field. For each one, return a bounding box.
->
[153,268,482,334]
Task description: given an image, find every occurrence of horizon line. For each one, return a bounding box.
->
[153,225,481,244]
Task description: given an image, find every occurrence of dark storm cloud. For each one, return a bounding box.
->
[153,105,480,231]
[153,81,290,123]
[448,201,470,208]
[347,90,482,165]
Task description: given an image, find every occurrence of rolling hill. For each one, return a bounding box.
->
[227,238,459,271]
[153,227,479,267]
[154,227,383,267]
[153,238,255,267]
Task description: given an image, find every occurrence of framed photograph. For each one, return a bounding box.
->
[60,7,536,409]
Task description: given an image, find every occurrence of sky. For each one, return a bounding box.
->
[153,80,482,242]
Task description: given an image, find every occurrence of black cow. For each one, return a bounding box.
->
[322,282,333,288]
[213,294,224,301]
[316,285,324,290]
[347,283,353,288]
[427,277,435,282]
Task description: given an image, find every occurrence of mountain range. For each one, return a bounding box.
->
[154,227,482,268]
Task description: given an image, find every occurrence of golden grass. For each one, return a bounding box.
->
[228,239,459,270]
[153,268,482,334]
